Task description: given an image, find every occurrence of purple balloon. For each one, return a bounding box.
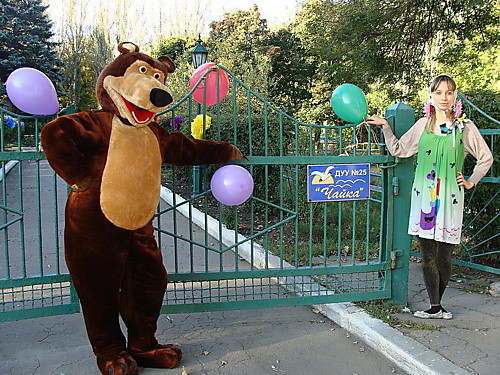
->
[210,165,254,206]
[6,67,59,115]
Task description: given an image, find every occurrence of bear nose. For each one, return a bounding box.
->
[150,88,173,107]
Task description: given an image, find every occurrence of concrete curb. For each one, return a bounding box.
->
[0,160,18,183]
[160,186,472,375]
[313,303,471,375]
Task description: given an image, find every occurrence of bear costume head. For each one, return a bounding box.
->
[96,42,176,127]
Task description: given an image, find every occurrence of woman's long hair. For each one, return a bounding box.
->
[425,75,457,133]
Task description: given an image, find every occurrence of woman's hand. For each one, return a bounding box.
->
[456,172,475,190]
[365,116,389,128]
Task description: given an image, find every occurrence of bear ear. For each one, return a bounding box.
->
[158,55,176,73]
[118,42,139,54]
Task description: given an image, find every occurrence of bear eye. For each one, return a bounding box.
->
[153,72,161,80]
[139,66,147,74]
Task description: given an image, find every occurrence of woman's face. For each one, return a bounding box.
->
[431,81,455,111]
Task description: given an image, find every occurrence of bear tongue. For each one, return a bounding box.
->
[122,97,154,124]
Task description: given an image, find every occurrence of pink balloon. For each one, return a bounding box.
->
[6,68,59,115]
[189,62,230,106]
[210,165,254,206]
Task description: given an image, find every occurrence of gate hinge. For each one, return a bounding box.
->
[391,250,404,270]
[392,176,399,196]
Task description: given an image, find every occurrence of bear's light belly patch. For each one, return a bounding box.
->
[101,117,162,230]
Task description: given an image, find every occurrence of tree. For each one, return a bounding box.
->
[84,5,114,110]
[52,0,114,111]
[266,29,315,114]
[208,5,315,114]
[0,0,64,99]
[154,37,188,64]
[55,0,91,109]
[208,5,273,100]
[292,0,499,122]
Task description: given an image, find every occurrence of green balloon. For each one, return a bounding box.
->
[330,84,368,123]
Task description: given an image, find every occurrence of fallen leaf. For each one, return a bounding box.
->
[181,367,189,375]
[271,365,285,372]
[202,350,210,356]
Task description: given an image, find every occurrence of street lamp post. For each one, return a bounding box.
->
[190,37,209,196]
[191,36,208,69]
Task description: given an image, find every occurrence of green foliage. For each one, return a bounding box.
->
[441,38,500,93]
[207,6,273,102]
[154,37,188,64]
[208,5,270,68]
[207,6,315,116]
[75,64,98,111]
[281,190,383,265]
[0,0,64,102]
[292,0,499,124]
[462,89,500,129]
[265,29,315,114]
[57,40,99,111]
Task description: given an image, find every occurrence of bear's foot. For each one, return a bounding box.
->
[129,344,182,369]
[97,351,138,375]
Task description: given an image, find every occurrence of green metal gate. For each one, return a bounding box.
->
[153,66,415,313]
[1,66,417,321]
[0,109,79,321]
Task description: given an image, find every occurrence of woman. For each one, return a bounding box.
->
[366,75,493,319]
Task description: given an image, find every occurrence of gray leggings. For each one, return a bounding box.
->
[418,237,455,306]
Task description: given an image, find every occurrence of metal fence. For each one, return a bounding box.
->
[1,65,497,322]
[0,109,79,321]
[153,66,412,313]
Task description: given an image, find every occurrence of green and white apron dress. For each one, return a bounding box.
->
[408,126,465,244]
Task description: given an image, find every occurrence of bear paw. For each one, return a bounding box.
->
[129,344,182,369]
[97,351,138,375]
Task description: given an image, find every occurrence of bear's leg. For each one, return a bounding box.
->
[65,203,138,375]
[121,223,182,369]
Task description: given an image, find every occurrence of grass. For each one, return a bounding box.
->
[356,300,439,331]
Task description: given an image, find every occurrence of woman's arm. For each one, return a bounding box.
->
[366,116,426,158]
[462,120,494,186]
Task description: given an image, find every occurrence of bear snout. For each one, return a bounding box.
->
[150,88,173,107]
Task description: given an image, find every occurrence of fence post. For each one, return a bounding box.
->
[385,102,415,306]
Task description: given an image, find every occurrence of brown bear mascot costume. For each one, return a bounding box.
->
[41,42,244,375]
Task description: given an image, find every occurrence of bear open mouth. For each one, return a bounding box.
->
[122,96,155,124]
